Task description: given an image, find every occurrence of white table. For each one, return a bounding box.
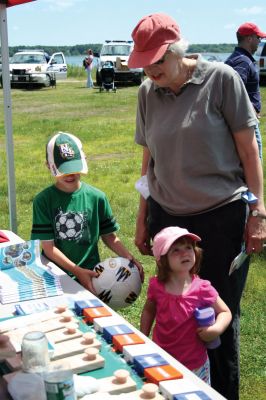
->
[0,231,226,400]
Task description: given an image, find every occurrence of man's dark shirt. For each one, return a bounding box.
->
[225,46,261,112]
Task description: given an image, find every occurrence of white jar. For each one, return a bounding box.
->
[21,331,49,374]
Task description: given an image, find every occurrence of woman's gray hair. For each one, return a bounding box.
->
[168,39,189,57]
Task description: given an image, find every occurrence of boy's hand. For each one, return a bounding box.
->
[129,257,144,283]
[73,266,98,294]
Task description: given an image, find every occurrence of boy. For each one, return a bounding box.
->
[31,132,143,293]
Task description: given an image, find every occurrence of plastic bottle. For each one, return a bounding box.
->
[194,307,221,349]
[44,364,77,400]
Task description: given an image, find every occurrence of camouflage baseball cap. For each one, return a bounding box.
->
[46,132,88,177]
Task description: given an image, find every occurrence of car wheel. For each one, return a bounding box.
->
[47,74,56,88]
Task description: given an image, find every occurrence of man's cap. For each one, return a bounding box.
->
[152,226,201,260]
[128,13,180,68]
[46,132,88,177]
[237,22,266,38]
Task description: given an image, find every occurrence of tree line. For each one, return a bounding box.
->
[7,43,236,57]
[8,44,102,57]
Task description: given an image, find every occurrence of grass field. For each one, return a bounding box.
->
[0,76,265,400]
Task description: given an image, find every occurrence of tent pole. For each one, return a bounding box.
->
[0,4,17,233]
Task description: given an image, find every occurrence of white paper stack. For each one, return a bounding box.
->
[0,240,63,304]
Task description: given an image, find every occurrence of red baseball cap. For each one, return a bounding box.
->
[237,22,266,38]
[128,13,181,68]
[152,226,201,261]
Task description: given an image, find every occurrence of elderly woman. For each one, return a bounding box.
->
[128,13,266,400]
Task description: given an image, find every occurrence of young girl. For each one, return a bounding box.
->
[140,226,232,383]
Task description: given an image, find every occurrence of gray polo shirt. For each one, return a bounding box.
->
[135,55,257,215]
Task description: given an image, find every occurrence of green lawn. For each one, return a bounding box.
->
[0,79,265,399]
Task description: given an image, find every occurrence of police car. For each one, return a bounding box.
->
[7,49,67,88]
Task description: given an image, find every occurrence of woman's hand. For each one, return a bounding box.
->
[245,215,266,254]
[135,217,153,256]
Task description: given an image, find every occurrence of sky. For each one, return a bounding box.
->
[2,0,266,46]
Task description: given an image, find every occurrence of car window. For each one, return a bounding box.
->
[12,54,46,64]
[255,42,266,57]
[52,54,65,64]
[101,45,131,56]
[261,42,266,57]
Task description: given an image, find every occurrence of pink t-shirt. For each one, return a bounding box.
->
[148,275,218,370]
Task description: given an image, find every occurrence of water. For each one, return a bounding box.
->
[65,53,231,66]
[201,52,231,62]
[65,55,99,67]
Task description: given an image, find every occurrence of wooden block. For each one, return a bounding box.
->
[5,354,22,371]
[50,349,105,374]
[84,382,164,399]
[29,314,75,332]
[123,383,164,399]
[6,318,70,353]
[112,333,145,353]
[83,307,112,323]
[93,316,124,332]
[173,391,212,399]
[103,324,134,344]
[133,353,168,376]
[0,335,16,360]
[0,309,69,333]
[51,335,101,360]
[2,370,18,384]
[46,326,83,344]
[144,364,183,385]
[123,343,157,363]
[159,378,200,399]
[97,369,137,395]
[6,348,105,375]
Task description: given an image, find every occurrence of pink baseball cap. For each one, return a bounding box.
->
[237,22,266,38]
[128,13,181,68]
[152,226,201,260]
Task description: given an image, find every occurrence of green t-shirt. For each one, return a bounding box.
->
[31,182,119,269]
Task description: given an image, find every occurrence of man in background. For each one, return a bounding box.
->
[225,22,266,159]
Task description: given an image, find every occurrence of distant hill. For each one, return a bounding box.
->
[6,43,236,57]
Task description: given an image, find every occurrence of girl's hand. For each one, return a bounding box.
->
[197,325,221,343]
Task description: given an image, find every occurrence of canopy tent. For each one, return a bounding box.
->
[0,0,35,232]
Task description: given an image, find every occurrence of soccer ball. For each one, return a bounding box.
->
[92,257,142,310]
[55,211,84,240]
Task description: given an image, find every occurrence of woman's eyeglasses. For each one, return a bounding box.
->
[153,51,170,65]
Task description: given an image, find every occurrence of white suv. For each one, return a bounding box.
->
[6,50,67,88]
[96,40,144,85]
[255,40,266,83]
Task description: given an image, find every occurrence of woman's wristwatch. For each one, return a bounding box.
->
[249,209,266,218]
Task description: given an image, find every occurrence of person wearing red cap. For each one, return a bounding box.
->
[129,12,266,400]
[225,22,266,159]
[140,226,231,384]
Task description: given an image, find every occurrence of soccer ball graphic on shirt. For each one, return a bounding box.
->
[55,211,84,240]
[92,257,142,310]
